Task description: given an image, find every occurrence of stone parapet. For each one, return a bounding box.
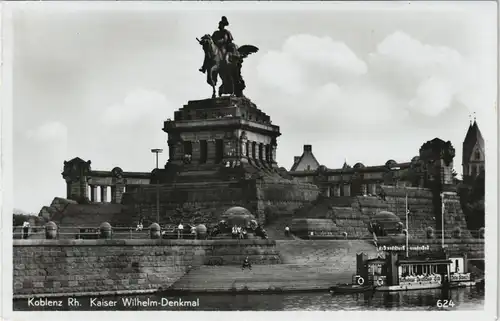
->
[13,239,280,298]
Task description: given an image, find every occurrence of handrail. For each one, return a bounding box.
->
[13,224,485,240]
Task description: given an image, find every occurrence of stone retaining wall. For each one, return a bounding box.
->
[13,239,279,298]
[123,179,318,226]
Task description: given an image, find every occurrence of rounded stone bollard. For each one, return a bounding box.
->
[149,223,161,239]
[99,222,112,239]
[196,224,207,239]
[45,221,58,239]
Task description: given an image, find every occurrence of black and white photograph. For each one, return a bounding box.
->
[1,1,497,318]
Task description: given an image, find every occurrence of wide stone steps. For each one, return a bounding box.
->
[276,240,379,265]
[170,264,352,292]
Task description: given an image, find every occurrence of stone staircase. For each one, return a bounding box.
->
[276,240,379,265]
[264,217,297,240]
[168,239,379,292]
[53,203,134,238]
[169,264,350,292]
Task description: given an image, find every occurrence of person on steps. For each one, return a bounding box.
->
[242,256,252,270]
[284,225,290,237]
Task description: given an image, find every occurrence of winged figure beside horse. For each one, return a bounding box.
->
[197,16,259,98]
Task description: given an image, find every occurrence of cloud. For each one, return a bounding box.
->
[409,76,454,116]
[256,51,304,94]
[25,121,68,142]
[256,30,491,132]
[282,34,368,76]
[254,34,407,132]
[256,34,367,94]
[370,31,478,116]
[23,121,69,166]
[101,89,172,126]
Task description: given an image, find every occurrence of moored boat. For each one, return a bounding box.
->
[352,252,477,292]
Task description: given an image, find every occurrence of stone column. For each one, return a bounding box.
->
[361,184,367,196]
[240,137,248,159]
[335,185,341,197]
[343,184,351,197]
[100,186,107,202]
[168,141,176,162]
[207,139,216,164]
[167,139,184,163]
[225,140,236,158]
[66,181,71,199]
[111,184,125,204]
[271,145,277,164]
[90,185,97,202]
[192,140,201,162]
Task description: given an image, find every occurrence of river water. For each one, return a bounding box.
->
[14,287,484,311]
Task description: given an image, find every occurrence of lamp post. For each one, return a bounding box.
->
[390,167,401,215]
[405,191,409,258]
[151,149,163,224]
[441,193,445,249]
[391,166,408,257]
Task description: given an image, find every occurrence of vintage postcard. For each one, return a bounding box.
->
[1,1,497,320]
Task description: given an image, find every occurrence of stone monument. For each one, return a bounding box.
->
[54,17,319,229]
[121,17,319,225]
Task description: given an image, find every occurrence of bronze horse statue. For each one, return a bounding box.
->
[198,34,258,99]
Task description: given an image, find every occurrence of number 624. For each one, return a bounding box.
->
[437,300,455,308]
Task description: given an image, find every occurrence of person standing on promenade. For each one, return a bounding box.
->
[191,225,197,239]
[136,217,144,231]
[22,221,30,239]
[178,222,184,239]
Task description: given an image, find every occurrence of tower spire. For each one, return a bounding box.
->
[468,114,472,125]
[473,112,476,122]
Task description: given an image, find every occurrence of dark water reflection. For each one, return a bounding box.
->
[14,287,484,311]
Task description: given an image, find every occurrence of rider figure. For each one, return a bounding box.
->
[200,16,237,73]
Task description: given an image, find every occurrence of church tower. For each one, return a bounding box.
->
[462,118,485,184]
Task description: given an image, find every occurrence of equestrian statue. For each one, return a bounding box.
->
[197,16,259,98]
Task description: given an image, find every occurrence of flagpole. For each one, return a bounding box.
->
[405,190,409,258]
[441,193,445,249]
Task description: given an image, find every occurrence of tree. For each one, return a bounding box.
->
[459,170,485,231]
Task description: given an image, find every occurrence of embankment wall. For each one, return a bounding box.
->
[13,239,279,298]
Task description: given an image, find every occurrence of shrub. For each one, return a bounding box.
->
[426,227,435,239]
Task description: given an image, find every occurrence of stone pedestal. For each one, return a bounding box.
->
[117,96,322,225]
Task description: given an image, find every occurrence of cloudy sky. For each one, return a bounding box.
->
[7,1,497,213]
